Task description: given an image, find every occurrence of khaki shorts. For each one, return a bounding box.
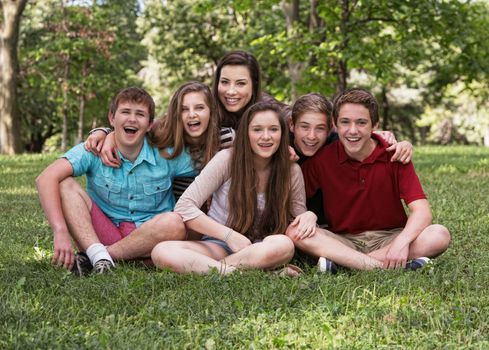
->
[318,227,403,254]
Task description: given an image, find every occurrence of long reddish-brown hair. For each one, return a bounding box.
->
[149,82,219,170]
[227,101,291,241]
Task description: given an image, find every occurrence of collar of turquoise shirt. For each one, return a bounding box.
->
[117,137,157,167]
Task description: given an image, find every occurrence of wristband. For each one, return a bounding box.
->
[88,127,112,136]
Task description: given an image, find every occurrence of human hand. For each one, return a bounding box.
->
[387,141,412,164]
[84,130,108,155]
[288,146,300,162]
[100,132,121,168]
[288,211,317,240]
[52,233,75,270]
[375,130,397,145]
[226,230,252,253]
[382,238,409,269]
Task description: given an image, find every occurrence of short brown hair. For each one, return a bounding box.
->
[291,93,333,131]
[332,88,379,125]
[109,87,156,122]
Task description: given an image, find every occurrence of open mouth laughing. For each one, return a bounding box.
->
[187,120,201,132]
[123,126,138,135]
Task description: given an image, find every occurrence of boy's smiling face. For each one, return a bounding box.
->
[335,103,378,161]
[109,101,152,151]
[290,112,330,157]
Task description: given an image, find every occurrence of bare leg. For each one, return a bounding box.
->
[60,177,186,261]
[222,235,295,270]
[368,224,451,262]
[151,240,232,274]
[287,227,382,270]
[59,177,98,250]
[107,212,185,260]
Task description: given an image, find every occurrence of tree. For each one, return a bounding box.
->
[18,0,144,151]
[0,0,28,154]
[138,0,285,107]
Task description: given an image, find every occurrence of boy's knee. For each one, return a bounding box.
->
[59,177,92,208]
[152,212,185,240]
[433,224,451,250]
[59,177,79,197]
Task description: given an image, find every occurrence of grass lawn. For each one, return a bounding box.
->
[1,146,488,349]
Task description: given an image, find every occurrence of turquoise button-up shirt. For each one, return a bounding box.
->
[63,138,196,227]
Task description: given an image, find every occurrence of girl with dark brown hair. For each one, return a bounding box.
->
[151,101,317,275]
[212,50,262,129]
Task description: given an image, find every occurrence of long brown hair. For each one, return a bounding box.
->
[149,82,220,170]
[212,50,262,129]
[227,101,291,241]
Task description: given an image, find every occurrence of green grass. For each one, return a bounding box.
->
[1,146,489,349]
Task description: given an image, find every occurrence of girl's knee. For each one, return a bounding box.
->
[151,241,180,268]
[265,235,295,261]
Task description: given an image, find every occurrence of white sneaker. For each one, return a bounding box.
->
[317,257,338,274]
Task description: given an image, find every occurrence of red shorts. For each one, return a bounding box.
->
[90,202,136,246]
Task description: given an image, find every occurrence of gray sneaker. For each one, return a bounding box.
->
[317,257,338,274]
[71,252,93,277]
[93,259,115,274]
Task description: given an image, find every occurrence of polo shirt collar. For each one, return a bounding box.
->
[117,137,157,166]
[337,133,390,164]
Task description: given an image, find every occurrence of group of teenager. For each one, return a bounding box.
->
[36,50,451,277]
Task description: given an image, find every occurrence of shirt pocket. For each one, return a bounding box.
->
[141,178,172,211]
[93,175,122,205]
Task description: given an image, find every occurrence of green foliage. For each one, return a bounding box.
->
[18,0,145,152]
[1,147,489,348]
[13,0,489,147]
[138,0,285,108]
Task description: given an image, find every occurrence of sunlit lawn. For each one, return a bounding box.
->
[1,146,488,349]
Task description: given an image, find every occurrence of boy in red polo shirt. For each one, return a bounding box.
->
[288,88,450,272]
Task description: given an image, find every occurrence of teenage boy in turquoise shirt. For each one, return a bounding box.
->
[37,87,195,275]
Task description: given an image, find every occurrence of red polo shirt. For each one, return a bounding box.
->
[301,134,426,234]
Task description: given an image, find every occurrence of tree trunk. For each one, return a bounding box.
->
[76,93,85,145]
[381,86,390,130]
[484,125,489,147]
[337,0,351,93]
[61,53,70,151]
[282,0,302,101]
[0,0,28,154]
[60,2,70,151]
[75,63,88,145]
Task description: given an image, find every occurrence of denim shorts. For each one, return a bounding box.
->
[201,235,233,255]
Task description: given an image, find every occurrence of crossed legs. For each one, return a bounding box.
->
[151,234,295,275]
[287,225,450,270]
[59,177,185,261]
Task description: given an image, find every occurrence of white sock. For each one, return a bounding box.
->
[86,243,115,266]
